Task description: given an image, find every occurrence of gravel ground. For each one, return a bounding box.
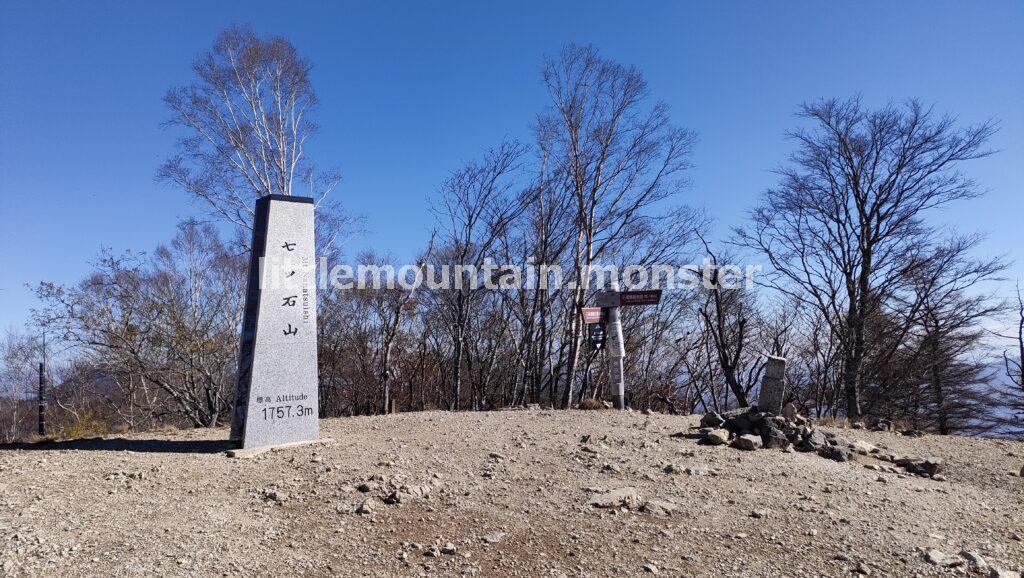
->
[1,409,1022,577]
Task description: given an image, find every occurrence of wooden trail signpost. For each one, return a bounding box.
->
[587,288,662,409]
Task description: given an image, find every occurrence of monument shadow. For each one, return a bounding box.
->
[0,437,234,454]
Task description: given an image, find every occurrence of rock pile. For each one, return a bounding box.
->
[698,403,827,453]
[697,405,946,480]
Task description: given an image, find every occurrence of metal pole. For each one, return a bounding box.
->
[38,361,45,436]
[606,278,626,410]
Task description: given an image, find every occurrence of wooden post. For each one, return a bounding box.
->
[38,361,45,437]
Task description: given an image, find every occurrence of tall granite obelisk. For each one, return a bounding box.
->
[230,195,319,449]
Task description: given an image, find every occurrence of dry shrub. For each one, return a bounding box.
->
[61,412,111,439]
[579,398,607,410]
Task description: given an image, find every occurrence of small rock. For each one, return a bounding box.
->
[896,457,943,477]
[356,498,378,515]
[424,545,440,557]
[641,499,678,517]
[990,569,1022,578]
[588,487,642,509]
[684,466,710,476]
[924,549,961,567]
[642,563,659,574]
[796,429,828,452]
[700,412,725,428]
[440,542,457,555]
[819,445,855,462]
[262,489,287,503]
[703,429,730,446]
[849,440,877,455]
[732,434,762,451]
[482,532,505,544]
[750,509,770,519]
[760,426,791,449]
[960,550,987,571]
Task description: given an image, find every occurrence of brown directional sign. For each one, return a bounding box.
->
[619,290,662,306]
[594,291,621,307]
[580,307,603,324]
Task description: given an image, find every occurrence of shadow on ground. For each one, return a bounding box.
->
[0,437,234,454]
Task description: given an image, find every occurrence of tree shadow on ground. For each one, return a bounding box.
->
[0,437,234,454]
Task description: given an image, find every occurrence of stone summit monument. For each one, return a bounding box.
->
[230,194,319,450]
[757,355,787,414]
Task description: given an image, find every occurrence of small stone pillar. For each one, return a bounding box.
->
[757,356,786,414]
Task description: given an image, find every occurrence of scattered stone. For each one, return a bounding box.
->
[797,429,828,453]
[700,412,725,428]
[703,429,730,446]
[990,568,1022,578]
[960,550,988,571]
[482,532,505,544]
[261,488,287,504]
[760,426,791,449]
[601,463,621,474]
[424,545,441,557]
[895,457,943,478]
[588,487,642,509]
[641,498,678,517]
[870,419,894,432]
[849,440,877,455]
[642,563,659,574]
[356,498,378,515]
[723,411,755,436]
[819,445,855,462]
[750,509,770,519]
[440,542,457,555]
[931,474,947,482]
[732,434,762,451]
[684,466,710,476]
[924,549,961,567]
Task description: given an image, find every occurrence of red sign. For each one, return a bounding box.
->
[580,307,603,324]
[619,290,662,306]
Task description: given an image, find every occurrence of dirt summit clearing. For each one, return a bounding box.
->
[1,410,1022,577]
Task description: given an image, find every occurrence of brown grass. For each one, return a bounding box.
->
[578,398,608,410]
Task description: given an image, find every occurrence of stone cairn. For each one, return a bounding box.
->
[697,404,945,480]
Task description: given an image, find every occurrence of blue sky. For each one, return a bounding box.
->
[1,1,1022,332]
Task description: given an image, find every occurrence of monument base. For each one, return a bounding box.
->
[226,437,335,459]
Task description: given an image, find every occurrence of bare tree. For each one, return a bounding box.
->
[0,331,42,442]
[538,44,696,407]
[34,221,245,428]
[999,283,1024,436]
[430,141,528,410]
[737,97,997,419]
[159,25,341,230]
